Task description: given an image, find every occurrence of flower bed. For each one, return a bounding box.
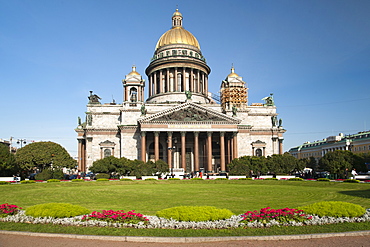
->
[2,209,370,229]
[0,203,22,217]
[241,207,312,223]
[82,210,148,224]
[1,202,370,229]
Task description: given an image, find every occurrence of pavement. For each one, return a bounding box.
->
[1,230,370,247]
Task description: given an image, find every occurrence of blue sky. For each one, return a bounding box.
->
[1,0,370,157]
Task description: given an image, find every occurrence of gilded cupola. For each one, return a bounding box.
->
[155,9,200,50]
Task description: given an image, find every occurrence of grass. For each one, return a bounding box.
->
[1,180,369,215]
[1,180,370,236]
[1,221,370,237]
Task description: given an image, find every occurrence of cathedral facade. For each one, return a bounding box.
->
[75,9,286,173]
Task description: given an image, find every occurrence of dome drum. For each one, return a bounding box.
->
[146,92,212,104]
[151,46,205,64]
[146,59,210,76]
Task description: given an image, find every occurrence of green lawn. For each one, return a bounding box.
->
[1,180,370,215]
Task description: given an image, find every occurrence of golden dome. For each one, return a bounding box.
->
[155,28,200,50]
[173,9,182,17]
[155,9,200,50]
[128,66,140,75]
[228,66,239,77]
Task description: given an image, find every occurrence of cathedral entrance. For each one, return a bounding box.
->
[179,148,192,173]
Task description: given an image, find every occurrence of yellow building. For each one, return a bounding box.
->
[289,131,370,160]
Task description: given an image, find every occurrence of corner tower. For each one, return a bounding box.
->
[145,9,211,103]
[122,66,145,104]
[220,66,248,111]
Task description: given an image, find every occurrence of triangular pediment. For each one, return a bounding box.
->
[139,102,241,124]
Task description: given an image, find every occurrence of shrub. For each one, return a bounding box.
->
[47,179,60,183]
[35,169,64,181]
[25,203,90,218]
[52,169,65,180]
[168,178,180,180]
[82,210,148,224]
[71,179,84,182]
[289,177,303,181]
[156,206,234,222]
[144,178,157,181]
[317,178,330,182]
[0,181,10,185]
[20,180,35,184]
[215,178,228,180]
[96,178,109,182]
[35,169,53,181]
[96,173,110,179]
[0,203,22,217]
[241,207,312,223]
[298,201,366,217]
[190,178,203,180]
[264,178,278,180]
[120,178,133,181]
[344,179,360,183]
[237,178,252,180]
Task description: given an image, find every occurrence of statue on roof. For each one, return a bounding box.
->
[232,105,237,117]
[88,91,101,104]
[262,93,275,106]
[141,104,147,116]
[278,118,283,127]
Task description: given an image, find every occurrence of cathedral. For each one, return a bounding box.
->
[75,9,286,174]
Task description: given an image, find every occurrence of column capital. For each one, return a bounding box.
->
[220,131,225,137]
[154,131,160,137]
[181,131,186,136]
[141,131,146,137]
[193,131,199,137]
[207,131,213,137]
[167,131,173,137]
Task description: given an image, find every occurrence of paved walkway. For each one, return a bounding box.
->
[1,230,370,247]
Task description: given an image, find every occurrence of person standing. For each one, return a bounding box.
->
[351,169,358,179]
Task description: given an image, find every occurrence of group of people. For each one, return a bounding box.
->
[249,170,261,179]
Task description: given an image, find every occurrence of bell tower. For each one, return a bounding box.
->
[220,66,248,110]
[122,66,145,104]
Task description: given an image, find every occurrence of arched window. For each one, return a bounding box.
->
[130,88,137,102]
[104,149,112,158]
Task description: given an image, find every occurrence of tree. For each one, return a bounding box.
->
[90,156,121,174]
[16,142,76,173]
[267,153,299,175]
[0,143,19,176]
[250,156,268,175]
[115,157,134,176]
[319,150,352,176]
[299,156,318,170]
[227,157,250,175]
[352,152,368,173]
[154,159,170,176]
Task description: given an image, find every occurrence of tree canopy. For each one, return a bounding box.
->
[319,150,367,175]
[89,157,169,178]
[15,141,76,172]
[227,153,303,176]
[0,143,18,176]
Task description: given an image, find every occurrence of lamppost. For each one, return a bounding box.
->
[17,139,27,148]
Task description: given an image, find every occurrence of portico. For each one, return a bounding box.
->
[138,102,240,173]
